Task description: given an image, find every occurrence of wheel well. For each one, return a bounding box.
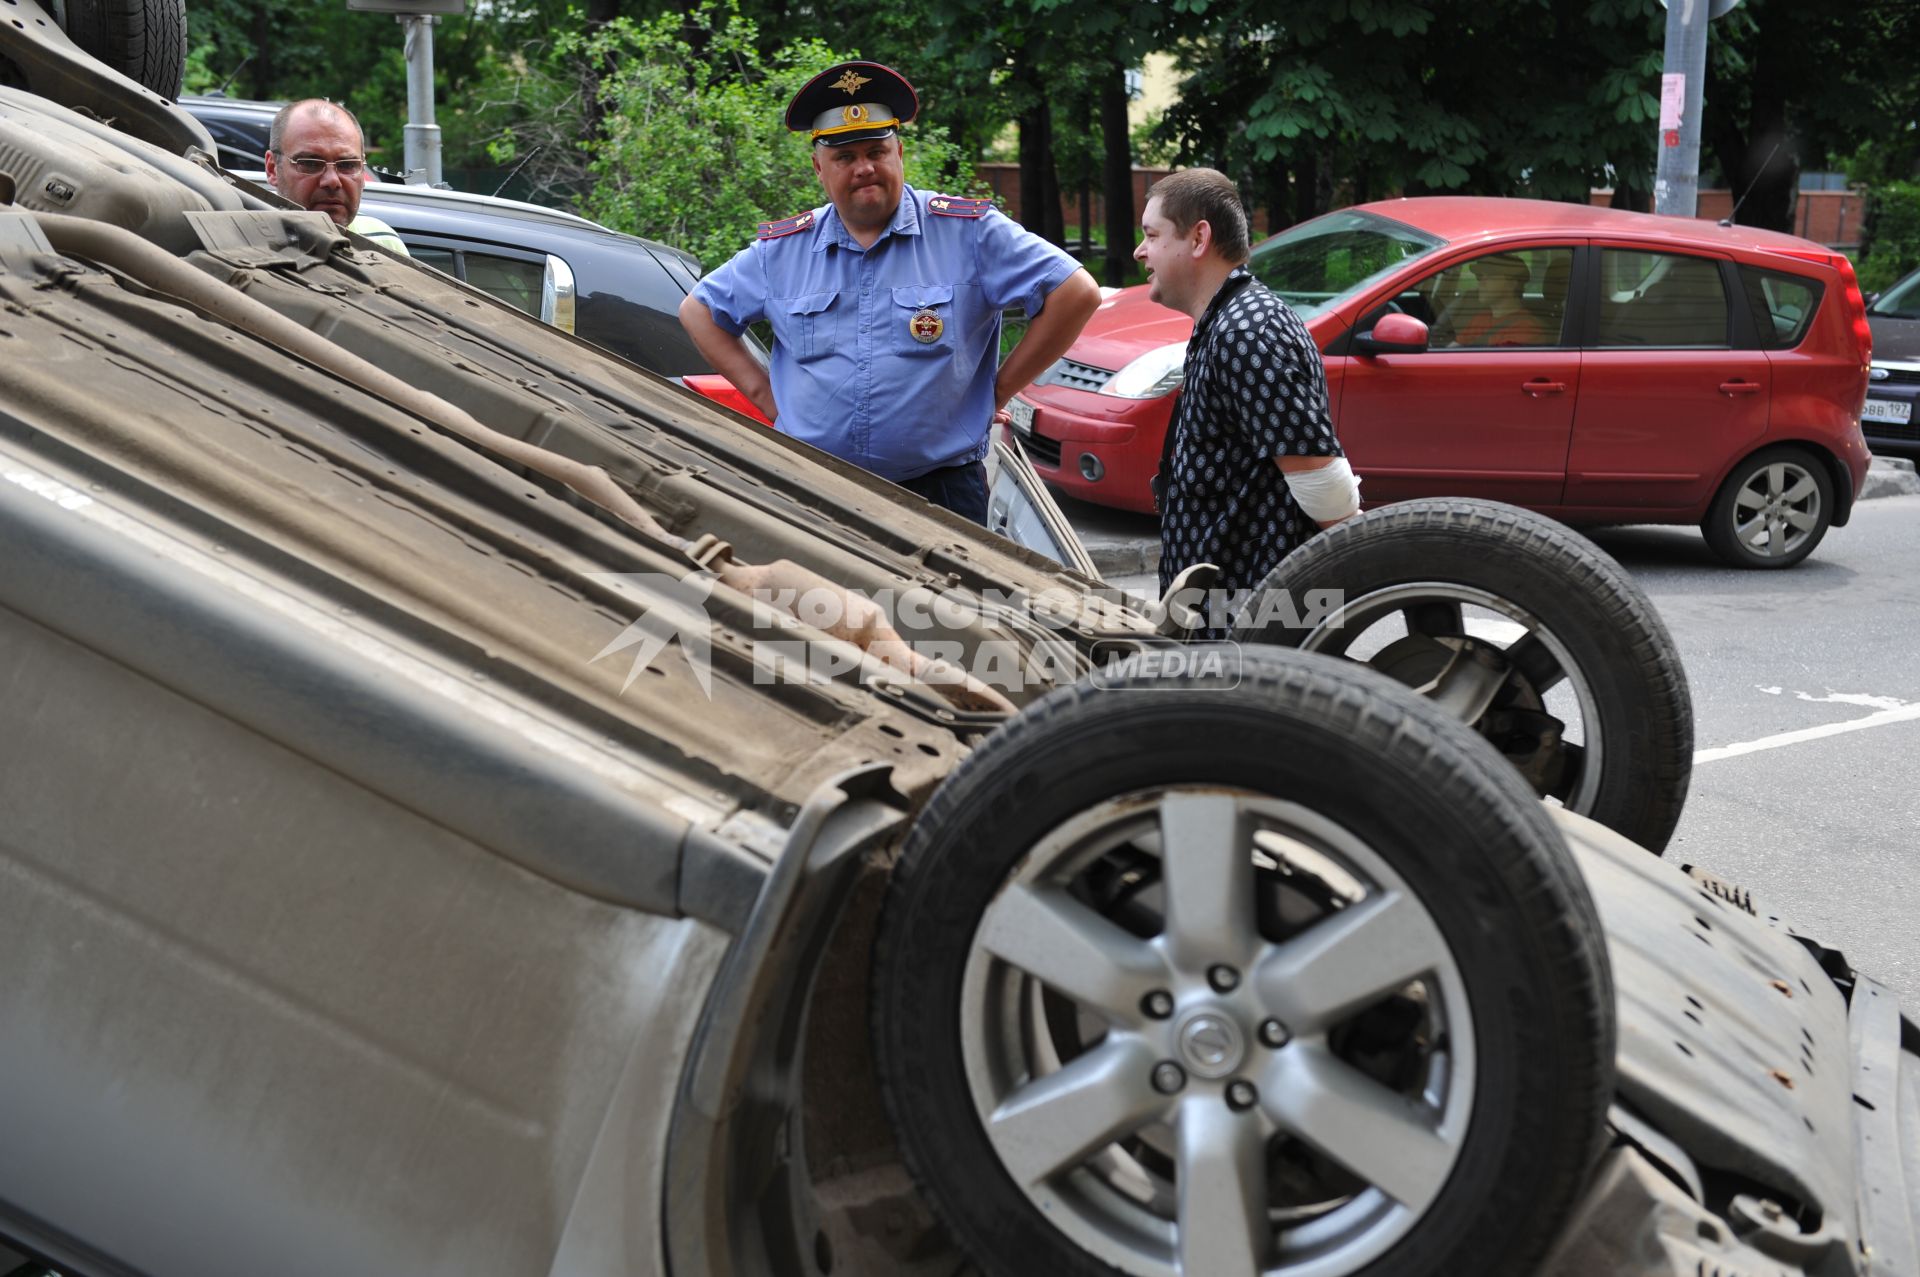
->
[1775,440,1855,526]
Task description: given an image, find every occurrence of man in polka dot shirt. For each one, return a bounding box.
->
[1136,169,1359,632]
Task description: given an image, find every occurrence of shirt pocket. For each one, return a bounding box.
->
[891,284,956,357]
[775,289,839,363]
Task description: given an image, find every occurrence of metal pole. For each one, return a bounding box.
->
[1653,0,1708,217]
[399,13,442,186]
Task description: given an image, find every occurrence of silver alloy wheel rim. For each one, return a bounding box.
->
[960,790,1476,1277]
[1732,460,1822,559]
[1297,581,1604,815]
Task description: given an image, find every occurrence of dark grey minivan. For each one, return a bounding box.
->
[180,94,768,406]
[1865,265,1920,452]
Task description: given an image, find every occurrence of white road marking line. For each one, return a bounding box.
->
[1696,701,1920,765]
[1792,689,1910,711]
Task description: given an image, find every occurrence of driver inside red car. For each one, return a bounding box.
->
[1449,253,1550,347]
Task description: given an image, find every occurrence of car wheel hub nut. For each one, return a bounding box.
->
[1176,1011,1245,1078]
[1150,1061,1187,1094]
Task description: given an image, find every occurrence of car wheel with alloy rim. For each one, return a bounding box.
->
[1702,446,1834,569]
[872,648,1614,1277]
[1230,499,1692,854]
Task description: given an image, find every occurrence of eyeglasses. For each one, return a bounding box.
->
[279,154,366,177]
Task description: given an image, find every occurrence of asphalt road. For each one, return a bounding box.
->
[1075,493,1920,1008]
[1583,495,1920,1007]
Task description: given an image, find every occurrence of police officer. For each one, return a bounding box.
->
[679,61,1100,523]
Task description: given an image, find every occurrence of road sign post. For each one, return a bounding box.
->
[1654,0,1742,218]
[346,0,464,187]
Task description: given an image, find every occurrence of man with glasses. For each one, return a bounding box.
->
[263,100,409,256]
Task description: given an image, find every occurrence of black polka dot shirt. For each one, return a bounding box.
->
[1158,266,1342,608]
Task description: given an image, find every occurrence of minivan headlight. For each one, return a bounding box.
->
[1098,342,1188,399]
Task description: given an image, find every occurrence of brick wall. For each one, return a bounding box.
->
[974,163,1169,241]
[1589,188,1866,250]
[974,163,1867,252]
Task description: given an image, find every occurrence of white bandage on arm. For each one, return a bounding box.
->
[1281,457,1361,522]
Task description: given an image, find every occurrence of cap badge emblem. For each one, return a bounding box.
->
[909,309,943,343]
[831,69,872,95]
[843,104,868,125]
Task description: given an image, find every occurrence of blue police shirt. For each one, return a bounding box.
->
[692,186,1079,481]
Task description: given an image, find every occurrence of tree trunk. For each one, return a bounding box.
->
[1295,148,1323,221]
[1730,137,1798,232]
[247,5,274,101]
[1263,160,1291,235]
[582,0,623,144]
[1611,182,1650,214]
[1100,62,1133,286]
[1038,105,1065,246]
[1078,89,1092,253]
[1716,4,1799,233]
[1018,98,1048,239]
[1721,79,1798,232]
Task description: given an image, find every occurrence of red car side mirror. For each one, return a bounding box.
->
[1355,312,1430,355]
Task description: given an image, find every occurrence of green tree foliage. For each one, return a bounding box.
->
[1154,0,1670,227]
[928,0,1167,279]
[559,4,978,269]
[182,0,417,165]
[180,0,1913,251]
[1858,181,1920,294]
[1703,0,1920,232]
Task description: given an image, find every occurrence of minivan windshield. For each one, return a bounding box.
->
[1869,267,1920,319]
[1247,209,1446,317]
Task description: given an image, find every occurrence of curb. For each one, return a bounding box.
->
[1084,539,1160,578]
[1077,457,1920,579]
[1861,455,1920,501]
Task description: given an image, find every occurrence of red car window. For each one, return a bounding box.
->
[1422,248,1575,349]
[1739,267,1824,349]
[1595,249,1730,348]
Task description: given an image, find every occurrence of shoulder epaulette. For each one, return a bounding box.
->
[756,209,817,240]
[928,195,993,218]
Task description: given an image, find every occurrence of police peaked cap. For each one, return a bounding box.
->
[786,61,919,146]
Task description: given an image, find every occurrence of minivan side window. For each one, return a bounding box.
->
[408,247,458,276]
[1739,267,1823,349]
[1595,250,1729,348]
[462,251,547,316]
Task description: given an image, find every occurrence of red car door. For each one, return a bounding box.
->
[1332,245,1579,507]
[1564,245,1769,514]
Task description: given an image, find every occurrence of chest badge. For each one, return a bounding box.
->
[909,309,944,343]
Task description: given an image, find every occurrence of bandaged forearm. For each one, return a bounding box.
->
[1283,457,1361,522]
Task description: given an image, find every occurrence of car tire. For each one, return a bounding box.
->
[1229,498,1691,854]
[61,0,186,99]
[1702,446,1835,569]
[872,648,1614,1277]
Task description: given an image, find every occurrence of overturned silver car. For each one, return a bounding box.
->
[0,8,1914,1277]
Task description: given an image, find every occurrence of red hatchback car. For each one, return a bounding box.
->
[1011,197,1873,567]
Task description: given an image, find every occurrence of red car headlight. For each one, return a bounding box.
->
[1098,341,1189,399]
